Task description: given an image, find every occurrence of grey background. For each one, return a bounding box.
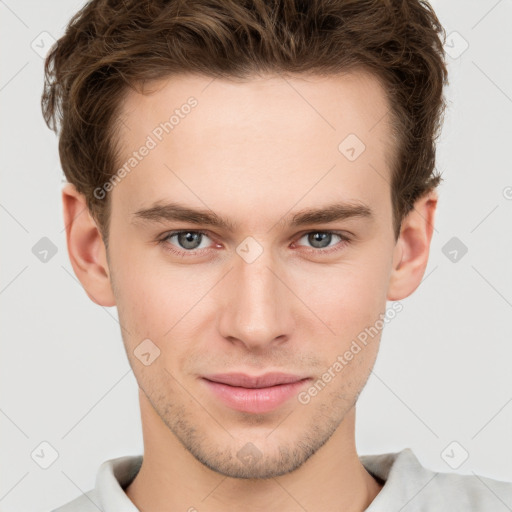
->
[1,0,511,510]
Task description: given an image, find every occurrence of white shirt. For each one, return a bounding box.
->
[51,448,512,511]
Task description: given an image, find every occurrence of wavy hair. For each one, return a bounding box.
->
[42,0,448,244]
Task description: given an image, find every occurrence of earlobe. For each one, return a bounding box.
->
[387,190,438,301]
[62,183,116,307]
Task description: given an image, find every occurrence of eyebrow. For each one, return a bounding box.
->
[132,201,374,231]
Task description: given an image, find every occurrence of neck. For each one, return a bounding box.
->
[125,390,382,512]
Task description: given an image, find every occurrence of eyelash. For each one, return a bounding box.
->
[157,230,352,258]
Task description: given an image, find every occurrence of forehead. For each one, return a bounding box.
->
[112,71,395,226]
[118,70,392,149]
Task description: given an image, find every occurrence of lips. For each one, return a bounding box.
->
[203,372,307,388]
[201,372,311,414]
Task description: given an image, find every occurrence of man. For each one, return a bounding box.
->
[42,0,512,510]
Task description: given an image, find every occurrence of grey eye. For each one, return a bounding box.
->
[306,232,334,249]
[176,231,204,250]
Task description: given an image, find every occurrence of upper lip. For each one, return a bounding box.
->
[203,372,309,389]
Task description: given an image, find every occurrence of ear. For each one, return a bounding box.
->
[62,183,116,307]
[387,189,438,301]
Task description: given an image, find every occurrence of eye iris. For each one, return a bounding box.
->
[308,232,331,249]
[178,232,202,250]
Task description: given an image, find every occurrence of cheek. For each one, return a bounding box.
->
[109,246,170,341]
[293,256,391,342]
[116,273,186,341]
[112,268,196,385]
[111,246,219,363]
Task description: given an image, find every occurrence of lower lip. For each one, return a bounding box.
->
[202,378,311,414]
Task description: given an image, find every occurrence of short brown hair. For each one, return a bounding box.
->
[42,0,448,246]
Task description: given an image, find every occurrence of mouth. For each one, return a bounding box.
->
[201,372,312,414]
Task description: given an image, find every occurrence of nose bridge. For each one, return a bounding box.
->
[219,242,293,349]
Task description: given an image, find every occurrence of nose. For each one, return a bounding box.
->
[217,245,295,351]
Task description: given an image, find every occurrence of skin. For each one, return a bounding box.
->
[63,70,437,511]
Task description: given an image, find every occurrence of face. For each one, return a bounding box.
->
[107,71,399,478]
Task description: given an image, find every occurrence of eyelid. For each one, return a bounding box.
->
[291,230,352,253]
[158,228,352,256]
[158,229,217,248]
[293,229,353,241]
